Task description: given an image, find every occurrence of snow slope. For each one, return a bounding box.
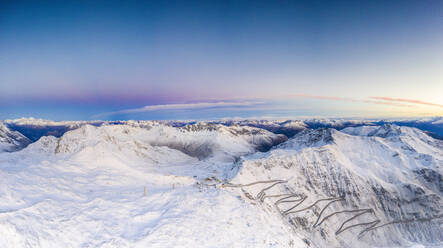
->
[230,124,442,247]
[0,123,303,247]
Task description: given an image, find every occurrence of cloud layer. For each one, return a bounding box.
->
[91,94,442,120]
[289,94,413,107]
[94,101,264,118]
[371,97,443,108]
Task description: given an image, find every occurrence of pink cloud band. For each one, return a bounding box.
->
[371,97,443,108]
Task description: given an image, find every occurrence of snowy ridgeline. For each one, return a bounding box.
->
[0,122,31,152]
[3,116,443,143]
[0,121,441,247]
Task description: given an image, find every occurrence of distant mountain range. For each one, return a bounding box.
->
[2,117,442,148]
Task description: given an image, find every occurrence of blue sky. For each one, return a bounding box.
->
[1,0,442,120]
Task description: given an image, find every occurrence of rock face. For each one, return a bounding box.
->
[0,122,31,152]
[231,124,442,247]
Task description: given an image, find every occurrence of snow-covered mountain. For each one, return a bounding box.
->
[229,124,442,247]
[0,120,441,247]
[0,123,300,247]
[49,123,286,161]
[3,118,108,142]
[0,122,31,152]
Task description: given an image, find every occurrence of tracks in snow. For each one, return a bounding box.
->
[216,179,442,240]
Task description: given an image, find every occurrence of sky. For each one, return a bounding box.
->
[1,0,442,120]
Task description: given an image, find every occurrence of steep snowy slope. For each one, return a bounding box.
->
[0,123,304,247]
[0,122,31,152]
[229,124,442,247]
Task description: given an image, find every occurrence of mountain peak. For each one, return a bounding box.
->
[0,122,31,152]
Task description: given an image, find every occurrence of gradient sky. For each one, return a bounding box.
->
[1,0,442,120]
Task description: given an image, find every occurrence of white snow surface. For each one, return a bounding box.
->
[0,123,303,248]
[0,122,442,247]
